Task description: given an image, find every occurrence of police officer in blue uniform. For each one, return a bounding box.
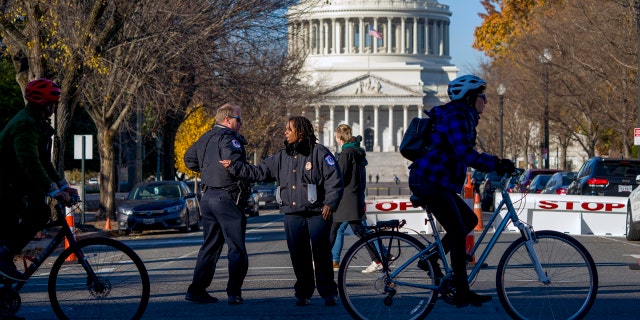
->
[183,103,249,305]
[221,116,343,307]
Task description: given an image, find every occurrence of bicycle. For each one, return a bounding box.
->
[338,168,598,320]
[0,196,150,319]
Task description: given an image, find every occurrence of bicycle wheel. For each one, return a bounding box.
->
[338,231,437,320]
[496,230,598,320]
[48,237,150,320]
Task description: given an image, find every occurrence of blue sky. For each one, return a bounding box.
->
[447,1,489,74]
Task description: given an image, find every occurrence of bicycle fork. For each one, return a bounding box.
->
[516,222,551,284]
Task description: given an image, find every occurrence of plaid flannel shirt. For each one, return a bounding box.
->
[409,101,499,193]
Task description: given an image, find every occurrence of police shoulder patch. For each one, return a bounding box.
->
[324,155,336,166]
[231,139,242,149]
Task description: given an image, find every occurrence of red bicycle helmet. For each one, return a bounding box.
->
[24,78,61,106]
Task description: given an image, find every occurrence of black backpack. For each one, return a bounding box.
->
[399,110,435,161]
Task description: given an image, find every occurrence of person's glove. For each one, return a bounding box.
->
[495,159,516,176]
[53,190,71,204]
[66,187,79,197]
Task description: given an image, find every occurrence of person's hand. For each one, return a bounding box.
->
[66,187,79,197]
[53,190,71,204]
[321,205,333,220]
[219,160,231,169]
[496,159,516,176]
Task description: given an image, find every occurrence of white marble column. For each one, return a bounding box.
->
[413,18,418,54]
[359,17,364,54]
[344,105,350,126]
[401,17,406,54]
[387,18,392,53]
[402,105,408,136]
[321,20,326,54]
[358,105,364,136]
[438,20,444,56]
[329,105,335,147]
[373,105,380,151]
[331,18,337,54]
[347,19,353,54]
[387,105,394,151]
[431,20,437,55]
[314,105,320,138]
[424,19,429,54]
[373,18,379,54]
[418,105,424,118]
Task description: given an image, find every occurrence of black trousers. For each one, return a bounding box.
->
[283,212,337,300]
[409,175,478,293]
[189,189,248,297]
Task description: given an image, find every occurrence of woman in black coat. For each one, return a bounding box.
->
[330,124,381,273]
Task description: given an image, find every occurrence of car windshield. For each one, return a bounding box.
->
[129,184,181,200]
[594,162,640,177]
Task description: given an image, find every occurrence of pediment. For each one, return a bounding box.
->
[323,74,424,98]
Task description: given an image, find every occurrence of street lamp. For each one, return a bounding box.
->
[540,48,552,169]
[497,83,506,158]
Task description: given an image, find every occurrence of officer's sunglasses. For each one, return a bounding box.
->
[229,115,242,124]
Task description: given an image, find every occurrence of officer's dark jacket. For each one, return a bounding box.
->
[333,138,367,222]
[184,124,247,189]
[229,139,344,214]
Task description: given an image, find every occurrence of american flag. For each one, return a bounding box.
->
[368,28,382,39]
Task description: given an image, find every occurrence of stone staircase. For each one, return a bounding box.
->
[363,152,411,183]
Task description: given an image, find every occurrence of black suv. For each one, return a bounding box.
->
[567,157,640,196]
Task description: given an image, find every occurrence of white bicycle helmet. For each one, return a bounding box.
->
[447,75,487,101]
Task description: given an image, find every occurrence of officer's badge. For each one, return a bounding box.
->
[324,155,336,166]
[231,139,242,149]
[305,162,312,170]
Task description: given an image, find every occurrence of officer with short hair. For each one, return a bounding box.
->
[183,103,249,305]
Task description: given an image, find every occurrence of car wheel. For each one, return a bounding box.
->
[481,197,491,212]
[190,211,201,231]
[179,213,190,233]
[626,204,640,241]
[252,202,259,217]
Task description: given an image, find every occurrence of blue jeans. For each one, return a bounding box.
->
[331,221,349,262]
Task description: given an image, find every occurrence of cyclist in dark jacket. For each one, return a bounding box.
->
[0,78,78,282]
[222,116,343,307]
[409,74,515,308]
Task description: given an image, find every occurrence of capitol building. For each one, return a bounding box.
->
[288,0,457,155]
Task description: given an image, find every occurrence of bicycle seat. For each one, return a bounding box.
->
[410,195,427,208]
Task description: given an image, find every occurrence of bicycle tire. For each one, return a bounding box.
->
[48,237,150,320]
[496,230,598,320]
[338,231,437,320]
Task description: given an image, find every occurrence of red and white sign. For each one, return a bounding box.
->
[635,128,640,145]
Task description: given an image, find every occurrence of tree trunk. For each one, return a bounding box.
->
[96,127,117,221]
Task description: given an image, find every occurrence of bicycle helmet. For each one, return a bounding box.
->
[447,75,487,101]
[24,78,61,106]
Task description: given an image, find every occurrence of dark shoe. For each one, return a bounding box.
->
[228,295,244,305]
[185,291,219,304]
[295,298,311,306]
[0,256,27,282]
[324,295,337,306]
[454,290,492,308]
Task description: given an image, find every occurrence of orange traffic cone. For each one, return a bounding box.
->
[104,215,112,231]
[65,208,76,262]
[465,232,477,264]
[473,192,484,231]
[464,172,473,199]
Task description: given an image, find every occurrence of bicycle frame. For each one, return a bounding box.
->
[13,202,100,292]
[380,171,549,290]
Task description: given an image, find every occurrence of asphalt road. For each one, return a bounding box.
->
[12,209,640,319]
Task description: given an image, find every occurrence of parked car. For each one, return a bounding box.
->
[478,171,502,211]
[626,175,640,240]
[117,180,200,235]
[541,171,576,195]
[567,157,640,196]
[513,168,562,193]
[526,174,553,194]
[252,182,279,209]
